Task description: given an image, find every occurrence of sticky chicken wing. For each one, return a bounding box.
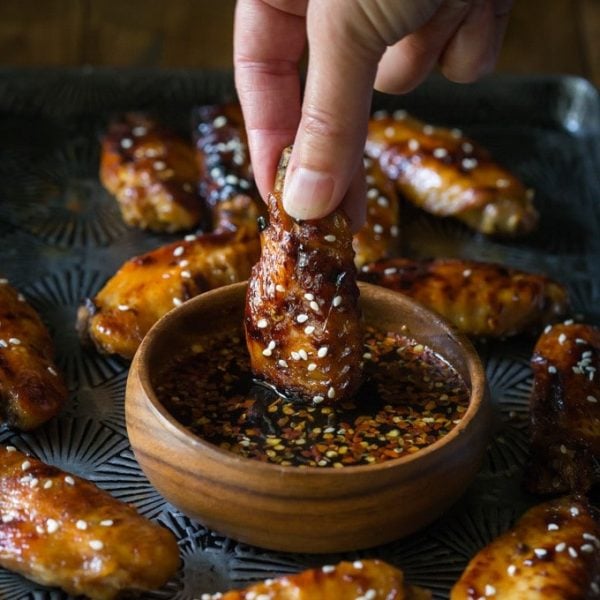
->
[526,322,600,495]
[100,113,205,232]
[0,278,67,430]
[78,231,260,359]
[353,155,401,268]
[451,496,600,599]
[0,445,179,599]
[245,148,363,404]
[359,258,568,338]
[366,111,538,236]
[218,560,431,600]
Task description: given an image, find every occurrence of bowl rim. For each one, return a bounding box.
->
[131,280,488,477]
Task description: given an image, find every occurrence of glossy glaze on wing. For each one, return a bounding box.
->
[218,560,431,600]
[0,279,67,430]
[451,496,600,599]
[526,322,600,495]
[366,112,538,236]
[100,113,206,232]
[0,445,179,600]
[359,258,568,338]
[78,232,260,359]
[353,155,401,268]
[245,148,363,404]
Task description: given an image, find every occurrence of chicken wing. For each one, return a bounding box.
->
[526,322,600,495]
[359,258,568,338]
[451,496,600,599]
[245,147,363,404]
[366,111,538,236]
[78,231,260,359]
[353,155,401,268]
[0,278,67,430]
[0,445,179,599]
[217,560,431,600]
[193,104,265,234]
[100,113,206,232]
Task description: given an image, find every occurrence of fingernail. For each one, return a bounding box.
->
[283,167,336,220]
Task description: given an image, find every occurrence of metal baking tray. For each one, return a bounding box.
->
[0,68,598,599]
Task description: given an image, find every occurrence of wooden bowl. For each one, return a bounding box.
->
[126,281,491,553]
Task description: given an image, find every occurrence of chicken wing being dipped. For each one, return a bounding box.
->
[451,496,600,599]
[0,278,67,430]
[366,111,538,236]
[353,155,401,269]
[359,258,568,338]
[216,560,431,600]
[100,113,206,232]
[0,445,179,599]
[526,322,600,495]
[245,147,363,404]
[78,231,260,359]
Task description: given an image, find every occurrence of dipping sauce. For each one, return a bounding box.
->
[156,327,469,467]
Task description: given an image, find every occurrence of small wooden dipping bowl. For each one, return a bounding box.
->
[126,281,491,553]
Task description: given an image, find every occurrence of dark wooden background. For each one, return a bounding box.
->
[0,0,598,86]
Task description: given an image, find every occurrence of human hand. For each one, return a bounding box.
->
[234,0,513,228]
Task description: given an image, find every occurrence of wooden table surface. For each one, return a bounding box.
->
[0,0,598,87]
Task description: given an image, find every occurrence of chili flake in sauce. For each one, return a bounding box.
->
[156,326,469,467]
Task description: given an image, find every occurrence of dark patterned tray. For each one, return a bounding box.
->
[0,68,598,600]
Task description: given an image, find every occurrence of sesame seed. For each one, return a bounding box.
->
[558,333,567,344]
[173,246,184,257]
[496,178,510,188]
[9,338,21,345]
[278,359,288,368]
[548,365,557,374]
[353,560,364,569]
[117,304,130,311]
[313,396,324,404]
[568,546,578,558]
[433,147,448,159]
[384,126,395,137]
[393,109,407,120]
[462,157,478,170]
[6,446,16,452]
[560,444,567,454]
[408,139,420,152]
[544,325,552,334]
[570,506,580,517]
[0,339,7,348]
[372,110,388,120]
[592,582,600,594]
[377,196,389,207]
[173,297,182,306]
[582,350,593,358]
[153,160,166,171]
[583,533,600,544]
[384,267,397,276]
[327,387,336,399]
[184,234,196,242]
[324,234,336,242]
[317,347,329,358]
[89,540,104,551]
[423,125,434,135]
[276,284,285,293]
[461,142,474,153]
[76,520,88,530]
[257,318,268,328]
[332,296,342,307]
[298,349,308,360]
[367,188,378,199]
[181,270,192,279]
[291,351,300,360]
[225,174,238,185]
[463,269,472,277]
[564,319,574,325]
[322,565,335,573]
[304,325,315,335]
[484,584,496,596]
[132,126,147,136]
[120,138,133,149]
[46,519,59,534]
[17,293,25,303]
[307,363,317,372]
[555,542,566,552]
[43,480,53,489]
[547,523,559,531]
[575,338,586,344]
[363,352,372,359]
[534,548,548,558]
[36,525,44,534]
[310,301,320,312]
[451,128,463,138]
[29,478,39,488]
[373,224,384,234]
[296,314,309,323]
[0,278,7,284]
[581,544,594,553]
[21,461,31,471]
[65,476,75,485]
[182,183,193,193]
[100,519,113,526]
[304,293,315,301]
[213,115,227,128]
[507,564,516,576]
[1,515,13,523]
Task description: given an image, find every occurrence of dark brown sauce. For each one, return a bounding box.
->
[156,327,470,467]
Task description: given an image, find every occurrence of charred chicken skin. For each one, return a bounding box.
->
[526,322,600,495]
[359,258,568,338]
[245,148,363,404]
[0,445,179,599]
[100,113,205,232]
[366,111,538,236]
[451,496,600,599]
[217,560,431,600]
[0,278,67,430]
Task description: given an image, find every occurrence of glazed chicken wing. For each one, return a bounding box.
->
[100,113,205,232]
[0,278,67,430]
[218,560,431,600]
[0,445,179,599]
[451,496,600,599]
[245,147,363,404]
[526,322,600,495]
[359,258,568,338]
[78,231,260,359]
[366,111,538,236]
[353,155,401,268]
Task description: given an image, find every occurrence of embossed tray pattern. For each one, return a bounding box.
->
[0,69,598,599]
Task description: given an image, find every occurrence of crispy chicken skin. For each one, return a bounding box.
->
[366,111,538,236]
[245,148,363,404]
[359,258,568,338]
[526,322,600,495]
[218,560,431,600]
[0,278,67,430]
[353,155,401,268]
[451,496,600,599]
[100,113,205,232]
[0,445,179,599]
[78,232,260,359]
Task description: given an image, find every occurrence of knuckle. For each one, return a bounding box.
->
[301,106,353,143]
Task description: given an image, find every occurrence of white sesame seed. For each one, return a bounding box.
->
[390,225,398,238]
[592,582,600,594]
[296,314,309,323]
[1,515,13,523]
[507,564,517,576]
[324,234,336,242]
[547,523,559,531]
[36,525,44,534]
[451,128,463,138]
[461,142,474,153]
[162,273,171,279]
[307,363,317,372]
[132,126,147,136]
[313,396,324,404]
[327,387,336,399]
[548,365,557,374]
[373,224,384,234]
[544,324,552,334]
[322,565,335,573]
[298,349,308,360]
[583,533,600,545]
[304,325,315,335]
[462,157,478,170]
[278,359,288,368]
[560,444,568,454]
[291,351,300,360]
[184,234,196,242]
[575,338,586,344]
[0,278,6,284]
[568,546,578,558]
[353,560,364,569]
[64,476,75,485]
[363,352,372,359]
[393,109,407,120]
[179,259,189,267]
[181,270,192,279]
[172,297,182,306]
[555,542,566,552]
[0,339,7,348]
[408,139,419,152]
[384,126,396,138]
[433,147,448,159]
[423,125,434,135]
[496,178,511,188]
[332,296,342,307]
[463,269,472,277]
[484,584,496,596]
[21,461,31,471]
[383,267,397,276]
[117,304,130,311]
[558,333,567,344]
[317,347,329,358]
[377,196,389,207]
[29,478,39,488]
[257,318,268,328]
[570,506,580,517]
[43,480,53,489]
[276,284,285,293]
[309,301,319,312]
[9,338,21,345]
[213,115,227,128]
[17,293,25,302]
[582,350,592,358]
[76,520,88,530]
[89,540,104,551]
[367,188,378,199]
[100,519,113,526]
[534,548,548,558]
[225,174,239,185]
[6,446,16,452]
[120,138,133,149]
[153,160,166,171]
[46,519,59,534]
[581,544,594,553]
[564,319,574,325]
[304,293,315,301]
